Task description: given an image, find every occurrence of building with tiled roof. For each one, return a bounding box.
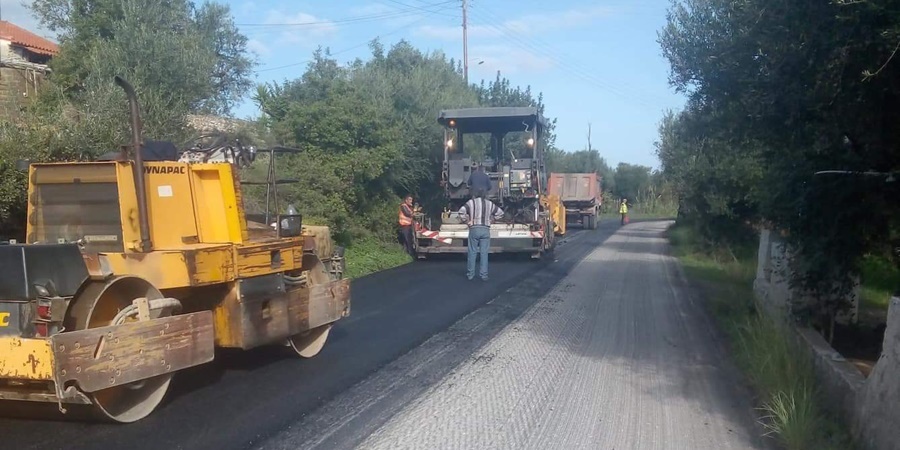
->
[0,20,58,64]
[0,21,59,120]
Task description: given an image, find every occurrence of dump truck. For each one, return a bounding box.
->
[413,107,565,259]
[548,172,602,229]
[0,77,350,423]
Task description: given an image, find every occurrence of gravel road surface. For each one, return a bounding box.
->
[260,221,771,450]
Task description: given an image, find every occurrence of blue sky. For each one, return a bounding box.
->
[5,0,686,169]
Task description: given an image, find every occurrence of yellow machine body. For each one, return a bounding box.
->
[0,159,350,420]
[540,194,566,236]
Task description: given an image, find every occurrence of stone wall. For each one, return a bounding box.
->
[754,229,900,450]
[0,65,48,120]
[754,229,859,324]
[857,297,900,450]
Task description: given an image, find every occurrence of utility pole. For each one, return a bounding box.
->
[587,123,592,152]
[462,0,469,83]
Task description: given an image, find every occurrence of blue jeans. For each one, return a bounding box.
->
[467,226,491,280]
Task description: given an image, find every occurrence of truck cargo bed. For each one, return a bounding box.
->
[548,173,602,205]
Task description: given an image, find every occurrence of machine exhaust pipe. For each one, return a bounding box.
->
[114,76,153,253]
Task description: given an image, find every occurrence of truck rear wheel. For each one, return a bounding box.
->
[66,276,175,423]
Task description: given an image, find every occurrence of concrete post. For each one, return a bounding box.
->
[857,296,900,450]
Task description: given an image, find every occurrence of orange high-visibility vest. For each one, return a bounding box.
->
[399,204,413,226]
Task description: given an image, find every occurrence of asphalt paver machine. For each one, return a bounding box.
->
[414,107,564,259]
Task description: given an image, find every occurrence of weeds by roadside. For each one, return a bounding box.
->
[344,237,411,279]
[598,200,677,222]
[860,254,899,316]
[599,211,677,222]
[666,223,855,450]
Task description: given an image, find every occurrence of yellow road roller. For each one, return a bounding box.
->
[0,77,350,423]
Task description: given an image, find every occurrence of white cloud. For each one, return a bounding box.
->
[246,38,271,58]
[469,44,554,76]
[415,6,615,41]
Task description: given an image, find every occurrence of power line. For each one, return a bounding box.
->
[466,7,663,110]
[478,5,671,107]
[253,11,445,74]
[382,0,455,11]
[470,7,634,96]
[403,0,669,108]
[239,4,458,41]
[255,43,368,73]
[470,12,649,105]
[237,1,456,27]
[476,5,664,104]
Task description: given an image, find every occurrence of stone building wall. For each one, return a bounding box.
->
[0,65,48,121]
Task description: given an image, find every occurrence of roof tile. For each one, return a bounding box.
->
[0,21,59,57]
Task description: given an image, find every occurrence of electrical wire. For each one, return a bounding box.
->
[474,4,666,104]
[381,0,458,12]
[401,0,671,109]
[467,7,663,109]
[253,10,448,73]
[237,1,456,27]
[240,3,458,41]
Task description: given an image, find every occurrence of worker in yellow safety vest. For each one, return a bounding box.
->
[619,198,628,225]
[398,195,417,257]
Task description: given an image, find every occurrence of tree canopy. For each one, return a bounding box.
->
[0,0,256,238]
[656,0,900,323]
[250,41,561,243]
[31,0,254,115]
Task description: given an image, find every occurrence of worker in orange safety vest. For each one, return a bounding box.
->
[398,195,417,257]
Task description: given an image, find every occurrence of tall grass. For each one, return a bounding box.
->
[667,223,855,450]
[759,387,823,450]
[732,316,840,449]
[598,196,678,222]
[344,237,411,279]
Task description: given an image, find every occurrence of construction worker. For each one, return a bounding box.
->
[458,188,504,281]
[468,162,491,197]
[619,198,628,225]
[398,195,416,257]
